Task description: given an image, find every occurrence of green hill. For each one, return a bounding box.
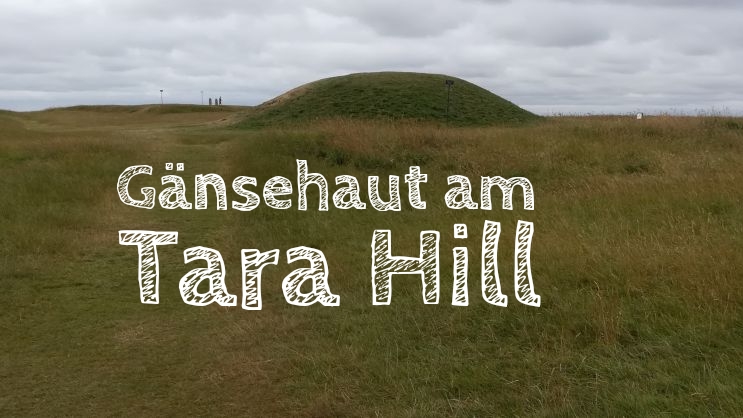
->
[237,72,538,127]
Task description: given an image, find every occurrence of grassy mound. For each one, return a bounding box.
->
[46,104,248,114]
[237,72,538,127]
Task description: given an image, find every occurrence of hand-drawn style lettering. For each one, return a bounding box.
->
[452,247,469,306]
[405,166,427,209]
[445,175,479,210]
[180,246,236,306]
[297,160,329,211]
[333,175,367,210]
[263,176,293,210]
[195,174,228,210]
[119,230,178,304]
[371,230,440,305]
[515,221,540,307]
[482,221,508,306]
[232,176,261,211]
[369,176,401,211]
[117,165,155,209]
[481,176,534,210]
[241,249,280,310]
[159,175,192,209]
[283,247,339,306]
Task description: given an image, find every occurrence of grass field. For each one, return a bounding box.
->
[2,105,743,416]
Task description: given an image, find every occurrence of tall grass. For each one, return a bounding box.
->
[2,110,743,416]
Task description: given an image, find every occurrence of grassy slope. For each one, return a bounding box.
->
[22,105,247,130]
[237,72,539,128]
[2,109,743,416]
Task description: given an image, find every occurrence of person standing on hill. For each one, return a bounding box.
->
[219,96,222,106]
[208,97,212,106]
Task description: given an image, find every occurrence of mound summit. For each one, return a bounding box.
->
[238,72,538,127]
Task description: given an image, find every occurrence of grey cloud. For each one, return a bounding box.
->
[104,0,300,20]
[558,0,741,8]
[311,0,482,38]
[0,0,741,114]
[497,16,610,48]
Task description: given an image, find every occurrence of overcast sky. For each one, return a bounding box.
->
[2,0,741,114]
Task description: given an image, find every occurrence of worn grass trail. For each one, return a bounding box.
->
[2,110,743,416]
[0,110,260,416]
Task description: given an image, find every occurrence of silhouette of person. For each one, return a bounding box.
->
[219,96,222,106]
[208,98,212,106]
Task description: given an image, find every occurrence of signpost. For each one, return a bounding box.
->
[444,79,455,118]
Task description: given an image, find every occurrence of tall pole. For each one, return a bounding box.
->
[160,89,164,105]
[444,80,454,119]
[447,85,451,117]
[201,91,204,105]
